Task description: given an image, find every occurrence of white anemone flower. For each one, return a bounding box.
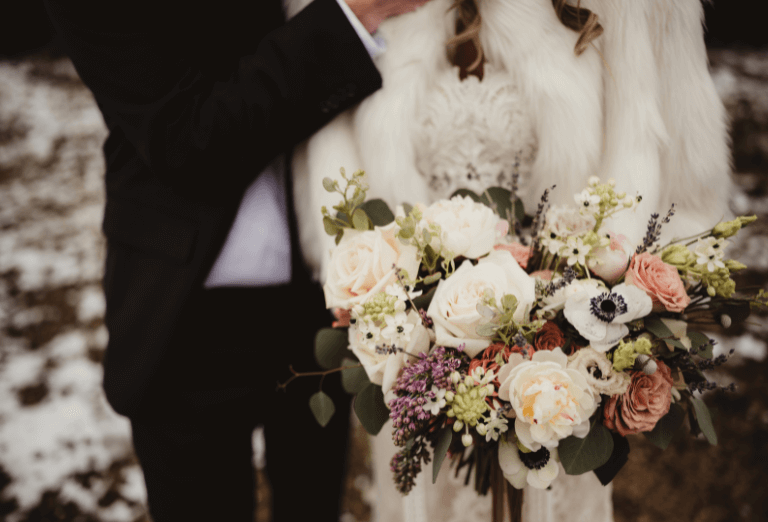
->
[563,283,653,352]
[499,439,559,490]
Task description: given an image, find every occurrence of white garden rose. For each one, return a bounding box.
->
[497,349,597,450]
[427,250,535,357]
[323,223,420,309]
[422,195,501,259]
[348,310,431,394]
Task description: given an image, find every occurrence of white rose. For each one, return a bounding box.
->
[427,250,536,357]
[323,223,420,309]
[497,349,597,450]
[348,311,431,393]
[567,347,630,396]
[544,206,596,237]
[422,195,501,259]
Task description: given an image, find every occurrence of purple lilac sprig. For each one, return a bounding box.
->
[390,435,432,494]
[389,346,465,446]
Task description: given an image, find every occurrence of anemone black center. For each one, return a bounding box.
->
[589,292,628,323]
[518,447,551,471]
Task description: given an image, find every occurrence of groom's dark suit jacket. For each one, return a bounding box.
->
[44,0,382,418]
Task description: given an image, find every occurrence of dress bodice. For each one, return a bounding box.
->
[412,65,537,201]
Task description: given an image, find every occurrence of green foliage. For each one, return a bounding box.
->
[341,357,370,395]
[315,328,354,370]
[412,286,437,311]
[309,391,335,427]
[687,331,713,359]
[355,384,390,435]
[559,419,614,475]
[691,397,718,445]
[432,427,454,484]
[643,403,685,450]
[644,316,689,351]
[320,168,372,242]
[359,199,395,227]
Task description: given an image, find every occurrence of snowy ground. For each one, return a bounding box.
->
[0,49,766,521]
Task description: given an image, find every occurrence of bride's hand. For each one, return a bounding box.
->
[344,0,432,33]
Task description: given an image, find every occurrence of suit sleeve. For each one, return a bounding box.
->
[44,0,383,188]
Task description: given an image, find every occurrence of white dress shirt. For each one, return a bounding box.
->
[204,0,385,287]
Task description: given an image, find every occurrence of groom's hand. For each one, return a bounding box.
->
[344,0,432,33]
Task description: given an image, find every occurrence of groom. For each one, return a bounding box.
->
[44,0,430,520]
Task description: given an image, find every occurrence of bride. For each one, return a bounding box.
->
[288,0,730,520]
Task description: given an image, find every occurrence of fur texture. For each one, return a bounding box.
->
[290,0,731,280]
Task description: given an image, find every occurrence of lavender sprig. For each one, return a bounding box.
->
[636,204,676,255]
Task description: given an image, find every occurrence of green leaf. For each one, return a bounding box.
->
[323,216,339,236]
[644,316,688,350]
[432,427,454,484]
[559,420,614,475]
[422,273,442,286]
[480,187,513,220]
[643,403,685,450]
[412,286,437,311]
[341,357,370,395]
[309,391,335,427]
[322,177,336,192]
[402,202,413,215]
[691,397,718,445]
[354,384,390,435]
[315,328,353,370]
[352,208,371,231]
[475,323,497,337]
[687,331,713,359]
[513,198,526,224]
[359,199,395,227]
[501,294,518,312]
[450,188,481,202]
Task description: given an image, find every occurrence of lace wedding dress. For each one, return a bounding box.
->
[366,64,614,522]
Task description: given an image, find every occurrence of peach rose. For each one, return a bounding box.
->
[603,360,673,436]
[625,252,691,313]
[494,242,531,269]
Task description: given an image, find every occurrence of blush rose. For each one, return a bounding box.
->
[625,252,691,313]
[603,360,674,436]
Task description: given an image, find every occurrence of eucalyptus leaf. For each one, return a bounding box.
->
[691,397,718,445]
[476,303,497,319]
[560,421,614,475]
[450,188,481,202]
[335,230,343,245]
[687,331,713,359]
[501,294,519,312]
[309,391,335,427]
[322,177,336,192]
[479,187,513,219]
[643,403,685,450]
[412,286,437,311]
[352,208,371,231]
[422,273,442,286]
[360,199,395,227]
[644,316,688,350]
[315,328,353,370]
[354,384,390,435]
[432,427,454,483]
[323,216,339,236]
[341,357,370,395]
[402,203,413,215]
[475,323,497,337]
[512,198,526,224]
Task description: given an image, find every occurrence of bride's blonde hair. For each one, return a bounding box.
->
[448,0,604,75]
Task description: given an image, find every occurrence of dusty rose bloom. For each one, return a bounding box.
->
[534,321,566,353]
[625,252,691,313]
[603,360,674,435]
[494,242,531,269]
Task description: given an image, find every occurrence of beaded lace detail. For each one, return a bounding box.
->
[412,65,537,202]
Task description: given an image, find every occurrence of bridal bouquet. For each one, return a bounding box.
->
[302,168,764,508]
